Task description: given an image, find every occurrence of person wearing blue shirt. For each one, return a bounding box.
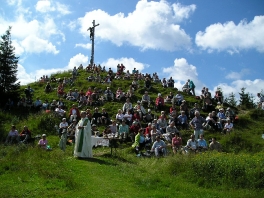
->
[197,134,207,152]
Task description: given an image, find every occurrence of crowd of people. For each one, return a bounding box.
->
[4,63,264,158]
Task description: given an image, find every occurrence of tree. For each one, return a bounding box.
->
[0,26,20,106]
[224,92,237,107]
[238,87,254,109]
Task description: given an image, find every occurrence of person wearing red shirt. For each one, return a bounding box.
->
[155,93,165,112]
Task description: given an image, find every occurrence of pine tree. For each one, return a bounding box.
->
[224,92,237,107]
[0,26,20,106]
[238,87,254,109]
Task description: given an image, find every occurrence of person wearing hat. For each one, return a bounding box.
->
[222,118,233,135]
[155,93,165,112]
[215,102,224,112]
[217,108,227,128]
[59,118,69,137]
[74,111,93,158]
[38,134,48,149]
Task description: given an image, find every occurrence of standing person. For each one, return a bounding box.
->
[74,111,93,158]
[190,111,206,140]
[188,79,195,96]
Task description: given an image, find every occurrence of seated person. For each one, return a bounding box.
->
[189,103,200,119]
[87,74,95,82]
[131,78,139,90]
[132,129,151,155]
[144,77,152,90]
[180,100,189,118]
[184,134,198,154]
[104,75,112,84]
[92,107,102,125]
[129,121,141,142]
[55,105,66,117]
[177,111,188,130]
[116,109,124,124]
[157,115,167,134]
[222,119,233,135]
[68,104,81,122]
[45,82,52,93]
[24,86,34,99]
[217,108,227,128]
[57,83,65,97]
[151,136,166,157]
[42,100,49,110]
[122,98,133,114]
[205,113,219,131]
[123,109,133,126]
[101,108,110,125]
[109,120,118,135]
[209,137,222,152]
[203,94,213,112]
[171,132,182,154]
[165,121,179,142]
[165,92,174,103]
[34,97,43,111]
[225,107,235,122]
[123,70,131,80]
[214,89,223,103]
[104,87,114,101]
[103,126,112,137]
[155,93,165,112]
[167,77,174,88]
[91,124,101,137]
[50,100,57,111]
[134,101,146,120]
[144,123,152,137]
[119,120,129,139]
[204,88,211,98]
[200,87,206,99]
[115,87,125,101]
[19,126,33,144]
[141,91,151,107]
[126,85,134,99]
[215,102,224,112]
[197,134,208,152]
[38,134,50,150]
[182,82,189,93]
[143,109,154,123]
[5,125,19,144]
[173,92,184,106]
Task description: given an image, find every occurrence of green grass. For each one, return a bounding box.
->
[1,69,264,197]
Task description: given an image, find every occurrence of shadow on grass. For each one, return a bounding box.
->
[76,156,118,165]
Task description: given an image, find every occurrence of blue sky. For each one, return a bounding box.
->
[1,0,264,101]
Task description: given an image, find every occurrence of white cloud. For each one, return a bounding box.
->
[196,16,264,53]
[21,35,59,54]
[78,0,194,51]
[75,43,92,50]
[225,69,250,80]
[162,58,204,91]
[214,79,264,102]
[66,53,89,69]
[35,1,55,13]
[101,57,147,72]
[35,0,71,15]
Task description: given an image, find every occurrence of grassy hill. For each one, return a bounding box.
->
[0,69,264,197]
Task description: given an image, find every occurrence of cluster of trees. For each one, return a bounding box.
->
[0,27,20,107]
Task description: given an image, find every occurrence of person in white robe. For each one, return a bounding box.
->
[74,111,93,158]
